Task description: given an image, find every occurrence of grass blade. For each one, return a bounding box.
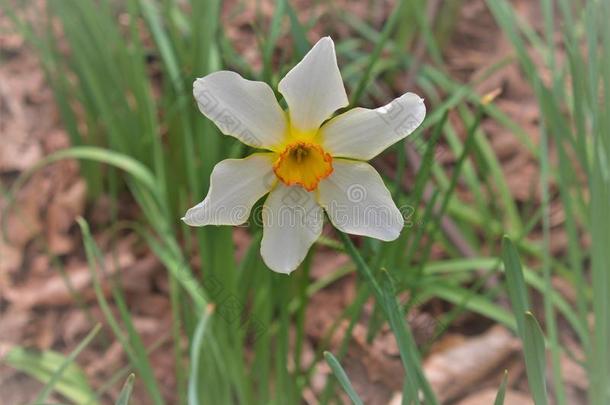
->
[4,347,99,404]
[34,323,102,403]
[6,146,159,204]
[379,270,427,405]
[77,218,165,405]
[116,374,136,405]
[501,236,530,336]
[523,312,549,405]
[338,232,438,404]
[324,351,363,405]
[540,123,567,404]
[493,370,509,405]
[501,237,549,404]
[188,306,214,405]
[348,0,406,105]
[285,1,310,59]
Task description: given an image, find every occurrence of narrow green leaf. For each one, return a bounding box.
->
[501,238,549,404]
[262,0,286,83]
[523,312,549,405]
[6,146,159,207]
[285,2,310,58]
[423,282,516,332]
[77,218,165,405]
[540,123,567,405]
[348,0,406,105]
[338,232,437,404]
[379,270,426,405]
[324,351,363,405]
[4,347,99,404]
[501,236,530,336]
[35,323,102,403]
[188,307,213,405]
[116,374,136,405]
[493,370,509,405]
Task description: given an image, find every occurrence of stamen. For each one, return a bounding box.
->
[293,145,309,163]
[273,142,333,191]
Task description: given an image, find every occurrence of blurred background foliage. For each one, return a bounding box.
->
[1,0,608,404]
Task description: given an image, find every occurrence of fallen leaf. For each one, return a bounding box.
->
[455,388,533,405]
[46,179,87,255]
[423,325,519,403]
[3,240,136,308]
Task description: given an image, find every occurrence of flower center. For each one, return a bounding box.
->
[273,142,333,191]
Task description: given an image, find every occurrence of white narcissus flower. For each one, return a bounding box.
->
[183,37,426,274]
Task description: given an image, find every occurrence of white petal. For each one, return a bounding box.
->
[260,184,323,274]
[194,71,287,150]
[182,154,275,226]
[321,93,426,160]
[278,37,348,132]
[318,159,404,241]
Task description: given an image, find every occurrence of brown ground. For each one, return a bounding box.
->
[0,0,587,404]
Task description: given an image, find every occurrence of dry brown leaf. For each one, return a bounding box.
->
[0,307,31,344]
[1,177,43,248]
[46,179,87,254]
[0,237,22,275]
[34,310,59,349]
[129,293,170,317]
[0,78,43,173]
[85,340,124,377]
[3,241,136,308]
[423,325,519,403]
[455,388,533,405]
[310,247,350,280]
[326,322,403,405]
[119,254,160,294]
[60,309,91,345]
